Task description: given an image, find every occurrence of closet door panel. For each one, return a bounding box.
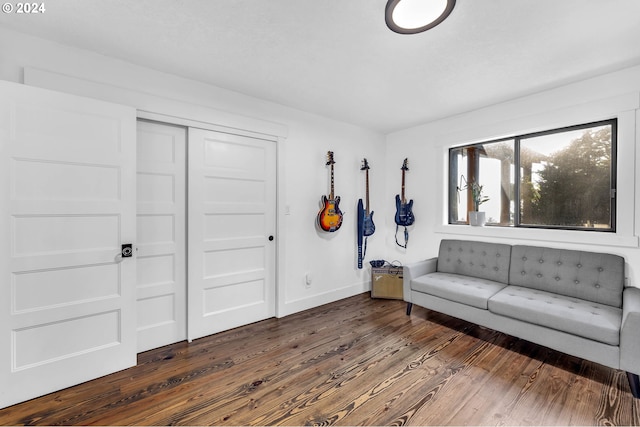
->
[135,120,187,353]
[188,128,276,341]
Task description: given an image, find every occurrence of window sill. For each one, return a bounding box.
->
[435,224,639,248]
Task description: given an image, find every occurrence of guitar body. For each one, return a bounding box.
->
[363,210,375,236]
[395,194,415,226]
[318,195,343,232]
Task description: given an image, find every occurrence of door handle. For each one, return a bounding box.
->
[115,244,133,262]
[121,244,133,258]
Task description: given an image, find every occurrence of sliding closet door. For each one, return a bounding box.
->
[136,120,187,352]
[187,128,276,341]
[0,81,137,409]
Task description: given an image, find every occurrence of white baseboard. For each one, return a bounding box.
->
[277,281,369,318]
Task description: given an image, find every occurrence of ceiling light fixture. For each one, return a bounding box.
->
[385,0,456,34]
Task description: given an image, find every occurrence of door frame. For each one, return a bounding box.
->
[138,112,284,324]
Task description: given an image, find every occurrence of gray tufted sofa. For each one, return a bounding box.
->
[403,239,640,397]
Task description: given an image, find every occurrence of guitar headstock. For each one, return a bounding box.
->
[401,158,409,171]
[326,151,335,166]
[360,158,370,171]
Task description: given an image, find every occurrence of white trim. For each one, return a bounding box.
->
[636,106,640,240]
[24,67,288,139]
[278,281,369,318]
[276,136,288,318]
[434,224,639,248]
[137,111,279,142]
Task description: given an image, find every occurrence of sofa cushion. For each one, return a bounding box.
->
[411,272,508,310]
[437,240,512,285]
[509,245,625,308]
[488,286,622,345]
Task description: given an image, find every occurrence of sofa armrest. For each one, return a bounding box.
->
[403,258,437,303]
[620,287,640,374]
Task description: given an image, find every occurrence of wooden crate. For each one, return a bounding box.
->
[371,266,403,299]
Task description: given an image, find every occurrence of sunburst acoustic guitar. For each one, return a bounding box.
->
[317,151,343,232]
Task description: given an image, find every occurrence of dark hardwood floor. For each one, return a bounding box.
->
[1,293,639,426]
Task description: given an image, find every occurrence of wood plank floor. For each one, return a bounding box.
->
[1,293,639,426]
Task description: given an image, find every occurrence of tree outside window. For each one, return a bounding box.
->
[449,119,616,231]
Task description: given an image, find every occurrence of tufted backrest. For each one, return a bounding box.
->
[437,240,512,284]
[509,245,625,308]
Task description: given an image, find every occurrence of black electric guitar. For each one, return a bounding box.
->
[317,151,343,232]
[394,158,414,248]
[360,158,375,236]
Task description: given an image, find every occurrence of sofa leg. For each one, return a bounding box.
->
[406,303,413,316]
[627,372,640,398]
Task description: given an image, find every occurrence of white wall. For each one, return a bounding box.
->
[385,64,640,287]
[0,26,387,317]
[4,24,638,311]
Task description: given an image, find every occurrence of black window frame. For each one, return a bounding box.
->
[448,118,617,232]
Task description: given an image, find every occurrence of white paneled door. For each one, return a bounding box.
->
[188,128,276,341]
[136,120,187,352]
[0,81,137,409]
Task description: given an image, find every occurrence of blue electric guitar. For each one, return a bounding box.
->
[357,159,375,269]
[360,158,375,236]
[395,158,414,247]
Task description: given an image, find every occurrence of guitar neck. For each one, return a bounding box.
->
[365,169,370,214]
[401,169,406,203]
[330,163,335,199]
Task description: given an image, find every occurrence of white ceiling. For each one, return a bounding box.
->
[2,0,640,134]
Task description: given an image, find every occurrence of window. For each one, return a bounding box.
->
[449,119,617,231]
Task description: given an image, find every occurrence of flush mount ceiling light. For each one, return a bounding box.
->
[385,0,456,34]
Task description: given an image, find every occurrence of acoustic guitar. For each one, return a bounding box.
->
[317,151,343,232]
